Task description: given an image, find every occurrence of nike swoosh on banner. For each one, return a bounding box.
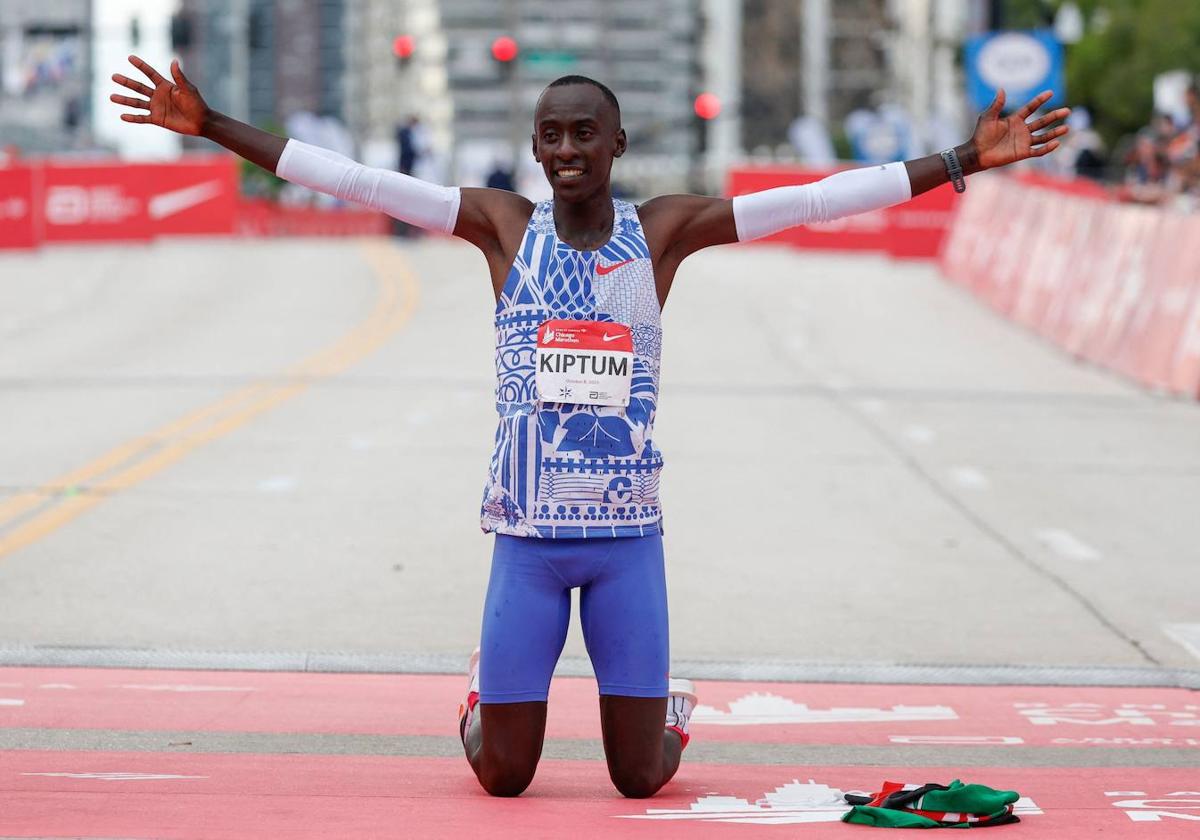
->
[596,258,635,276]
[602,333,628,342]
[147,180,225,220]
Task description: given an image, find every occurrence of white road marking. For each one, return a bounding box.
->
[22,772,207,781]
[114,684,254,693]
[904,424,936,444]
[1035,528,1102,562]
[1162,624,1200,662]
[948,465,990,490]
[257,475,296,493]
[889,735,1024,745]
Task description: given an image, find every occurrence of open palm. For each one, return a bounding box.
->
[972,89,1071,170]
[110,55,208,136]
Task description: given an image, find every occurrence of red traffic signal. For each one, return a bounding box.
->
[392,34,415,60]
[694,92,721,120]
[491,36,519,63]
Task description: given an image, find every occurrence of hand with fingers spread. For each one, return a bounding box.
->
[970,89,1071,171]
[110,55,209,136]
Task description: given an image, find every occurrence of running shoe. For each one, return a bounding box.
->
[666,677,696,749]
[457,646,481,745]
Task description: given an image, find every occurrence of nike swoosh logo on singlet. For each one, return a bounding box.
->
[596,258,635,276]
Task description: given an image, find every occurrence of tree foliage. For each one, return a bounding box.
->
[1001,1,1200,147]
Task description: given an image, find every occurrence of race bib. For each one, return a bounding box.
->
[535,319,634,406]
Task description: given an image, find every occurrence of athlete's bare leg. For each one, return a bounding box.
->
[599,695,683,798]
[464,701,547,797]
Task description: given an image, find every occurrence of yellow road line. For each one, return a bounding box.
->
[0,239,419,559]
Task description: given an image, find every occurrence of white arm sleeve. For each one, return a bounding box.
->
[275,138,461,234]
[731,161,912,242]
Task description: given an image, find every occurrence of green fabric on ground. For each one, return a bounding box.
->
[843,805,944,828]
[920,780,1019,815]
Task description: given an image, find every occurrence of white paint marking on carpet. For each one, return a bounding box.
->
[904,424,936,444]
[1162,624,1200,663]
[114,683,255,693]
[889,735,1023,745]
[948,466,990,490]
[22,772,207,781]
[1036,528,1102,562]
[0,698,24,706]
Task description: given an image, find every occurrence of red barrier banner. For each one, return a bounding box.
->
[40,161,152,242]
[726,165,961,258]
[0,165,39,249]
[1111,212,1199,388]
[141,159,239,237]
[885,184,959,259]
[1170,292,1200,398]
[235,199,389,238]
[38,157,237,243]
[939,173,1200,400]
[726,166,890,252]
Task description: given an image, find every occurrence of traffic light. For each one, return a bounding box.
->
[393,34,415,66]
[694,92,721,121]
[491,36,519,64]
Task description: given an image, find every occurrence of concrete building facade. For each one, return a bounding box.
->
[0,0,92,154]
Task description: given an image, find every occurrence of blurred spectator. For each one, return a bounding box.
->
[1062,108,1106,181]
[787,116,836,165]
[397,116,428,177]
[485,161,516,192]
[1118,80,1200,207]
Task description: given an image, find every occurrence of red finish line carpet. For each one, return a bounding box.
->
[1,668,1197,838]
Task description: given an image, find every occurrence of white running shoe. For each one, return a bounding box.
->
[666,677,696,748]
[457,647,481,744]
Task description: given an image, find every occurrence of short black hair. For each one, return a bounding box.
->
[544,75,621,118]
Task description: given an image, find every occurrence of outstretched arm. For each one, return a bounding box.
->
[110,55,528,260]
[112,55,286,171]
[641,89,1071,264]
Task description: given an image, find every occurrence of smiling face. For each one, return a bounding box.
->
[532,83,626,202]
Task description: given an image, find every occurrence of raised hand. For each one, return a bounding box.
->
[970,89,1071,171]
[110,55,209,136]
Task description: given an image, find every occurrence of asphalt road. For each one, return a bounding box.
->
[1,236,1198,677]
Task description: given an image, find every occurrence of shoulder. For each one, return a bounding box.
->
[636,193,735,260]
[461,187,535,224]
[455,187,535,249]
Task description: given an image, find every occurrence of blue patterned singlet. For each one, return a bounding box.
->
[481,199,664,538]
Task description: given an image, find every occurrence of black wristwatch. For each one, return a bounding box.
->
[940,148,967,193]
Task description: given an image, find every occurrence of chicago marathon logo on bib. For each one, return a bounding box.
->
[536,319,634,406]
